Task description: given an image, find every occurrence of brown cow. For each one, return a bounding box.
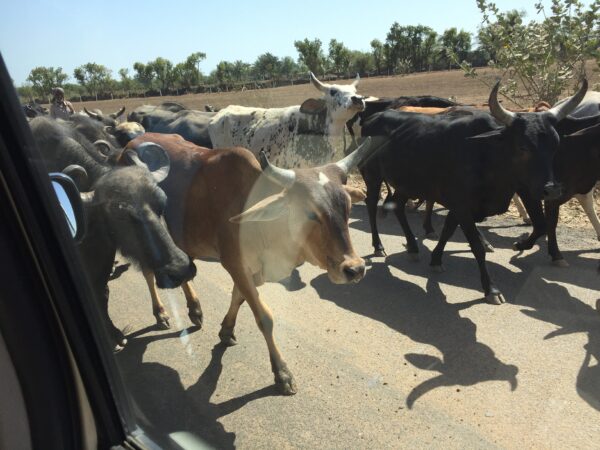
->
[126,133,377,395]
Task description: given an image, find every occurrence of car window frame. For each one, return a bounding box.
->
[0,52,151,449]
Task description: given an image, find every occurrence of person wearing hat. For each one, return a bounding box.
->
[50,87,74,120]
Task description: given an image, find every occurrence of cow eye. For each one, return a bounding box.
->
[306,211,320,223]
[329,88,338,96]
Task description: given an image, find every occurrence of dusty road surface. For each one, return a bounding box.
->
[108,204,600,449]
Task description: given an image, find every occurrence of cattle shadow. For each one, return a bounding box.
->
[517,278,600,411]
[310,262,519,408]
[333,202,600,410]
[116,327,278,449]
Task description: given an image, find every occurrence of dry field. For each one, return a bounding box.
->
[70,66,600,231]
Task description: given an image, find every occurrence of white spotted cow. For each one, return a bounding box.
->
[207,73,366,168]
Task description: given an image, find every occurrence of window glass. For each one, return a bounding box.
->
[2,1,600,448]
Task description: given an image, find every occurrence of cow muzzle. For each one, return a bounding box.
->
[329,257,366,284]
[155,257,197,289]
[542,181,563,201]
[351,96,366,110]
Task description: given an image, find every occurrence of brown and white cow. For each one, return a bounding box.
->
[125,133,377,395]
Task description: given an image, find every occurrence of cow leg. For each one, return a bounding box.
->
[458,216,505,305]
[223,266,296,395]
[363,172,386,256]
[430,211,458,272]
[142,269,170,329]
[575,190,600,240]
[423,199,437,239]
[218,285,245,346]
[101,284,128,351]
[182,281,204,327]
[512,194,531,224]
[544,200,568,267]
[477,227,494,253]
[513,191,547,251]
[392,194,419,259]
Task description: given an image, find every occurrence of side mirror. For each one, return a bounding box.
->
[49,172,86,242]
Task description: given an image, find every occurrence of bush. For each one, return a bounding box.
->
[455,0,599,106]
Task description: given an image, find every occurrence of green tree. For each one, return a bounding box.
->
[231,60,251,82]
[27,66,68,101]
[370,39,385,75]
[149,57,175,94]
[215,61,235,86]
[294,38,326,75]
[16,83,35,103]
[253,53,280,80]
[133,62,155,91]
[328,39,352,75]
[173,52,206,90]
[73,63,113,100]
[349,51,374,75]
[278,56,301,80]
[461,0,600,105]
[438,27,472,70]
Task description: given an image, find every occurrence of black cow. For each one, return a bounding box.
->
[128,103,215,148]
[22,102,48,118]
[83,106,126,127]
[30,117,196,349]
[513,113,600,266]
[70,114,145,150]
[359,80,588,304]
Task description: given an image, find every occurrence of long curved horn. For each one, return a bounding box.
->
[259,151,296,188]
[112,106,126,119]
[488,81,516,126]
[309,72,328,93]
[335,136,373,174]
[548,78,588,121]
[93,139,113,157]
[352,73,360,87]
[62,164,88,189]
[83,107,100,120]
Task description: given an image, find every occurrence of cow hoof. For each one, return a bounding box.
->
[484,243,495,253]
[156,315,170,330]
[219,327,237,346]
[552,259,569,268]
[512,241,528,251]
[275,368,297,396]
[188,309,204,328]
[486,292,506,305]
[374,249,387,257]
[113,344,125,353]
[425,232,438,240]
[430,265,445,273]
[408,252,419,262]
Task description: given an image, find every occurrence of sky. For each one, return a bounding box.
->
[0,0,568,85]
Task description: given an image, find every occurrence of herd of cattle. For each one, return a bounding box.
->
[27,72,600,395]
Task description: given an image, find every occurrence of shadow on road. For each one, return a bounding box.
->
[324,204,600,409]
[517,278,600,411]
[117,327,278,449]
[311,262,518,408]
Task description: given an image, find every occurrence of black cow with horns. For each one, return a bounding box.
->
[358,79,588,304]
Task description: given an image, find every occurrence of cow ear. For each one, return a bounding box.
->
[124,142,170,183]
[466,128,505,141]
[229,193,289,223]
[300,98,327,115]
[344,185,366,203]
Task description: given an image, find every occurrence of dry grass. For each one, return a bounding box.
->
[67,65,600,230]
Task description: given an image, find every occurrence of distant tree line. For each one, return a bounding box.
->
[16,0,599,104]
